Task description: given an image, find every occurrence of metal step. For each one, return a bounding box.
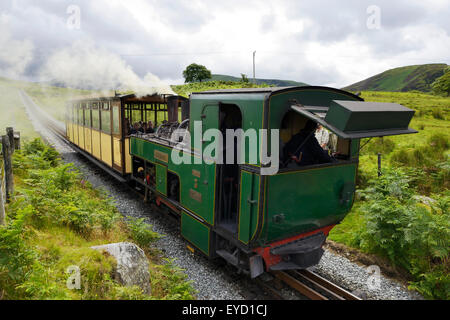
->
[216,249,239,267]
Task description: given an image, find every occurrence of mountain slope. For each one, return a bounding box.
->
[212,74,308,87]
[343,64,447,92]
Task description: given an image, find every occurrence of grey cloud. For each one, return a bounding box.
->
[0,0,448,87]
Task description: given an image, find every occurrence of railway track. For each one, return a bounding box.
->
[273,270,362,300]
[21,89,363,301]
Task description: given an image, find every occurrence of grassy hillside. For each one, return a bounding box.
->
[212,74,308,87]
[344,64,448,92]
[0,78,40,140]
[0,77,105,127]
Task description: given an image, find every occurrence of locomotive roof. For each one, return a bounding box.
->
[191,86,292,95]
[191,86,360,99]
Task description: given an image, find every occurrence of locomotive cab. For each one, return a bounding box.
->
[256,98,416,272]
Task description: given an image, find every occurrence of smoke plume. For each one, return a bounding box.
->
[39,40,174,96]
[0,14,34,79]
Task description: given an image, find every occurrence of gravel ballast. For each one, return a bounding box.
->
[20,90,423,300]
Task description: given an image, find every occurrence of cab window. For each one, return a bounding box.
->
[279,110,351,169]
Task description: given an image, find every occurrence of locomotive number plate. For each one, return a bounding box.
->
[154,150,169,163]
[189,189,202,203]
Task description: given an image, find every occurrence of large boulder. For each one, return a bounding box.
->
[91,242,151,294]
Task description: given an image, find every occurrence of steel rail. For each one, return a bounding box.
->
[298,270,362,300]
[273,271,328,300]
[273,270,362,300]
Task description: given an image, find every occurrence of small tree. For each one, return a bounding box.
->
[431,67,450,97]
[240,74,249,83]
[182,63,212,83]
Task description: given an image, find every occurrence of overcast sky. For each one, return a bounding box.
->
[0,0,449,88]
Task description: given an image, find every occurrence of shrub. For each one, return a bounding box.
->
[151,259,196,300]
[126,217,160,248]
[0,206,38,299]
[358,169,450,299]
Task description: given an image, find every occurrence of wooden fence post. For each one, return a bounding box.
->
[6,127,15,154]
[14,131,21,150]
[1,135,13,202]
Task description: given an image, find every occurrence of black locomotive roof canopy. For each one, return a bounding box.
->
[292,100,418,139]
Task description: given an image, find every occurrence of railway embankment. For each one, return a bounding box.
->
[0,137,196,299]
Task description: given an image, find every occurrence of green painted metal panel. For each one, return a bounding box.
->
[201,104,219,158]
[189,94,265,166]
[177,159,216,225]
[155,163,167,196]
[130,137,216,225]
[181,212,210,255]
[262,163,358,242]
[238,171,260,244]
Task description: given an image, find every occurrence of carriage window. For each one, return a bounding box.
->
[92,104,100,130]
[78,107,84,126]
[112,105,120,135]
[85,104,91,127]
[101,102,111,133]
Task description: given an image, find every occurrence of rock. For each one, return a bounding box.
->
[91,242,151,294]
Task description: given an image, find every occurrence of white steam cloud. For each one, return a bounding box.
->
[39,40,174,96]
[0,14,34,79]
